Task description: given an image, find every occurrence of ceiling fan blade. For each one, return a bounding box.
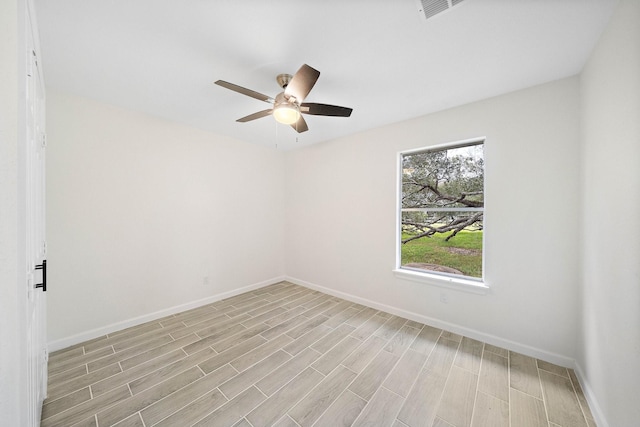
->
[290,115,309,133]
[285,64,320,103]
[215,80,274,104]
[300,103,353,117]
[237,109,273,122]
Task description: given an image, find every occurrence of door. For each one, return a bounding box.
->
[25,1,47,424]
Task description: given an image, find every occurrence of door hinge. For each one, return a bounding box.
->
[27,50,36,77]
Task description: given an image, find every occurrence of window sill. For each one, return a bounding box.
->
[393,268,489,295]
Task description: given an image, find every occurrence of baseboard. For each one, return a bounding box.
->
[47,275,286,352]
[286,275,575,368]
[573,362,609,427]
[48,274,606,423]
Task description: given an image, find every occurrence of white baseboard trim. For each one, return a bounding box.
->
[48,274,607,424]
[47,275,286,352]
[286,275,575,368]
[573,362,609,427]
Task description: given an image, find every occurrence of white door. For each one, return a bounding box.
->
[25,1,48,424]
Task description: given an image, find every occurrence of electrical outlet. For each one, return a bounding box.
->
[203,276,210,285]
[440,292,448,304]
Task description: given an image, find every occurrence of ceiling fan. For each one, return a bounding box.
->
[214,64,353,133]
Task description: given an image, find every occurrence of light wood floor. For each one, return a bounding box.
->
[42,282,596,427]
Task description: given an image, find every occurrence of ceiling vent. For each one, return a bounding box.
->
[416,0,467,20]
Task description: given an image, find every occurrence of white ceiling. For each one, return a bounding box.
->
[34,0,617,150]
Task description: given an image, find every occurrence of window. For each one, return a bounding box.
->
[397,139,485,288]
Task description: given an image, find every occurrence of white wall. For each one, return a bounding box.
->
[0,0,28,425]
[578,0,640,425]
[285,77,582,363]
[46,90,286,346]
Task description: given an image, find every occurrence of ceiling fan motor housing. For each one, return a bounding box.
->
[274,92,296,106]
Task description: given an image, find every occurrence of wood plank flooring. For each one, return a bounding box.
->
[42,282,596,427]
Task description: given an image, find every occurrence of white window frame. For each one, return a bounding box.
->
[394,137,489,294]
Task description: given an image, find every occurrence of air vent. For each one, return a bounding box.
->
[417,0,467,20]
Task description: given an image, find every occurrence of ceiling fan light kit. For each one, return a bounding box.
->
[273,91,300,124]
[215,64,353,134]
[273,102,300,125]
